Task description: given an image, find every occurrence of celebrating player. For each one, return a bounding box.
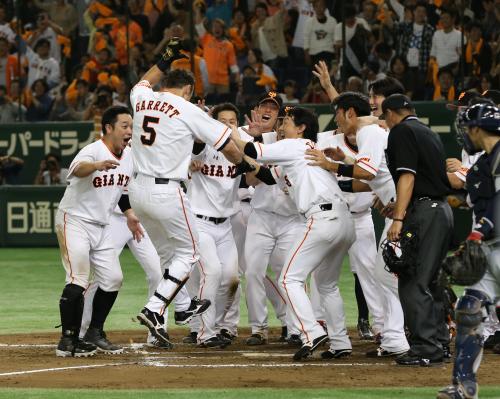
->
[55,106,142,357]
[128,39,252,346]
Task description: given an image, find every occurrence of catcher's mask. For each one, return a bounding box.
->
[380,226,419,277]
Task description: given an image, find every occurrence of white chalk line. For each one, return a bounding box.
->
[141,360,387,368]
[0,362,137,377]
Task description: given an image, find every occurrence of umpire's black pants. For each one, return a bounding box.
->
[399,198,453,359]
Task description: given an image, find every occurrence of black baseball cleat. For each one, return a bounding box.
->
[219,328,237,341]
[56,335,97,358]
[279,326,288,342]
[199,335,231,348]
[357,319,374,340]
[366,347,408,358]
[147,334,174,350]
[246,333,267,345]
[321,348,352,359]
[182,331,198,344]
[287,334,303,347]
[137,308,172,347]
[84,328,123,354]
[293,334,328,361]
[395,352,443,367]
[174,297,211,326]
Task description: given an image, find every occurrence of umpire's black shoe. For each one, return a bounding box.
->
[174,297,211,326]
[395,352,443,367]
[84,328,123,354]
[137,308,172,347]
[293,334,328,361]
[321,348,352,359]
[484,331,500,349]
[56,336,97,358]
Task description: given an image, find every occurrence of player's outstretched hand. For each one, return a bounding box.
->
[323,146,345,161]
[242,110,267,137]
[95,159,120,171]
[305,148,331,170]
[126,212,145,242]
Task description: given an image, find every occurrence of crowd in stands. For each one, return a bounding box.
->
[0,0,498,123]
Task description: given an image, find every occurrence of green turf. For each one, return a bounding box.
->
[1,388,500,399]
[0,248,356,334]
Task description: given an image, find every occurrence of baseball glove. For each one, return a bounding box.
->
[441,240,489,286]
[381,225,419,278]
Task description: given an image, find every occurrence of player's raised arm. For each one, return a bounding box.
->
[138,37,188,87]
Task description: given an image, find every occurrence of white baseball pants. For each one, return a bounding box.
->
[279,206,355,346]
[128,175,199,315]
[245,209,303,336]
[375,219,410,352]
[195,217,239,342]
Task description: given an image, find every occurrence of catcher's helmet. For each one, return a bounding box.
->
[381,226,419,277]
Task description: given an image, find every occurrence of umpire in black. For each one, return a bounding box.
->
[381,94,454,366]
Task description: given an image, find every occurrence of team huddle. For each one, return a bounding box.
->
[53,40,499,399]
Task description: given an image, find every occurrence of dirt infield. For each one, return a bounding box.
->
[1,328,499,389]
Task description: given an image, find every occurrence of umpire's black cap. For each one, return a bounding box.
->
[379,94,414,120]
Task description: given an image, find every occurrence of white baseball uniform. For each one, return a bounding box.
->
[310,131,384,336]
[187,143,240,343]
[249,138,355,346]
[354,124,409,352]
[128,80,232,315]
[245,132,304,338]
[56,140,133,293]
[222,128,287,336]
[80,207,192,340]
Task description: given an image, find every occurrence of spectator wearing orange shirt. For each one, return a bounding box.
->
[0,37,20,96]
[110,14,143,66]
[82,48,119,88]
[196,14,239,103]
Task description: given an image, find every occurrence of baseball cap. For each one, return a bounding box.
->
[446,91,483,111]
[258,91,283,108]
[379,94,414,120]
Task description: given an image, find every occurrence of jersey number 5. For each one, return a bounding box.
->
[141,116,159,146]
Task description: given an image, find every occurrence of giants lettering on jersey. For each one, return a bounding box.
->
[201,164,236,178]
[135,100,180,118]
[93,173,130,188]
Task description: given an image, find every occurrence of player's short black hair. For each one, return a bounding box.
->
[287,107,319,142]
[368,77,405,98]
[332,92,371,117]
[161,69,195,89]
[101,106,131,135]
[211,102,240,122]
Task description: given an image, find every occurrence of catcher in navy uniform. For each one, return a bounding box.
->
[437,103,500,399]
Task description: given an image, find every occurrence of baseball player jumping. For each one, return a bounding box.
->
[128,39,253,346]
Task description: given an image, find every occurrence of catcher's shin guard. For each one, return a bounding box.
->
[451,289,491,395]
[153,268,189,307]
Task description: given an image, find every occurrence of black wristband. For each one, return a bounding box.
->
[118,194,131,213]
[338,179,354,192]
[255,166,277,185]
[337,164,354,177]
[192,142,206,155]
[243,142,257,159]
[156,57,172,72]
[393,218,404,222]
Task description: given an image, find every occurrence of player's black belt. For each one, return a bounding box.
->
[415,196,445,202]
[155,178,171,184]
[196,214,227,225]
[319,203,333,211]
[241,198,251,203]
